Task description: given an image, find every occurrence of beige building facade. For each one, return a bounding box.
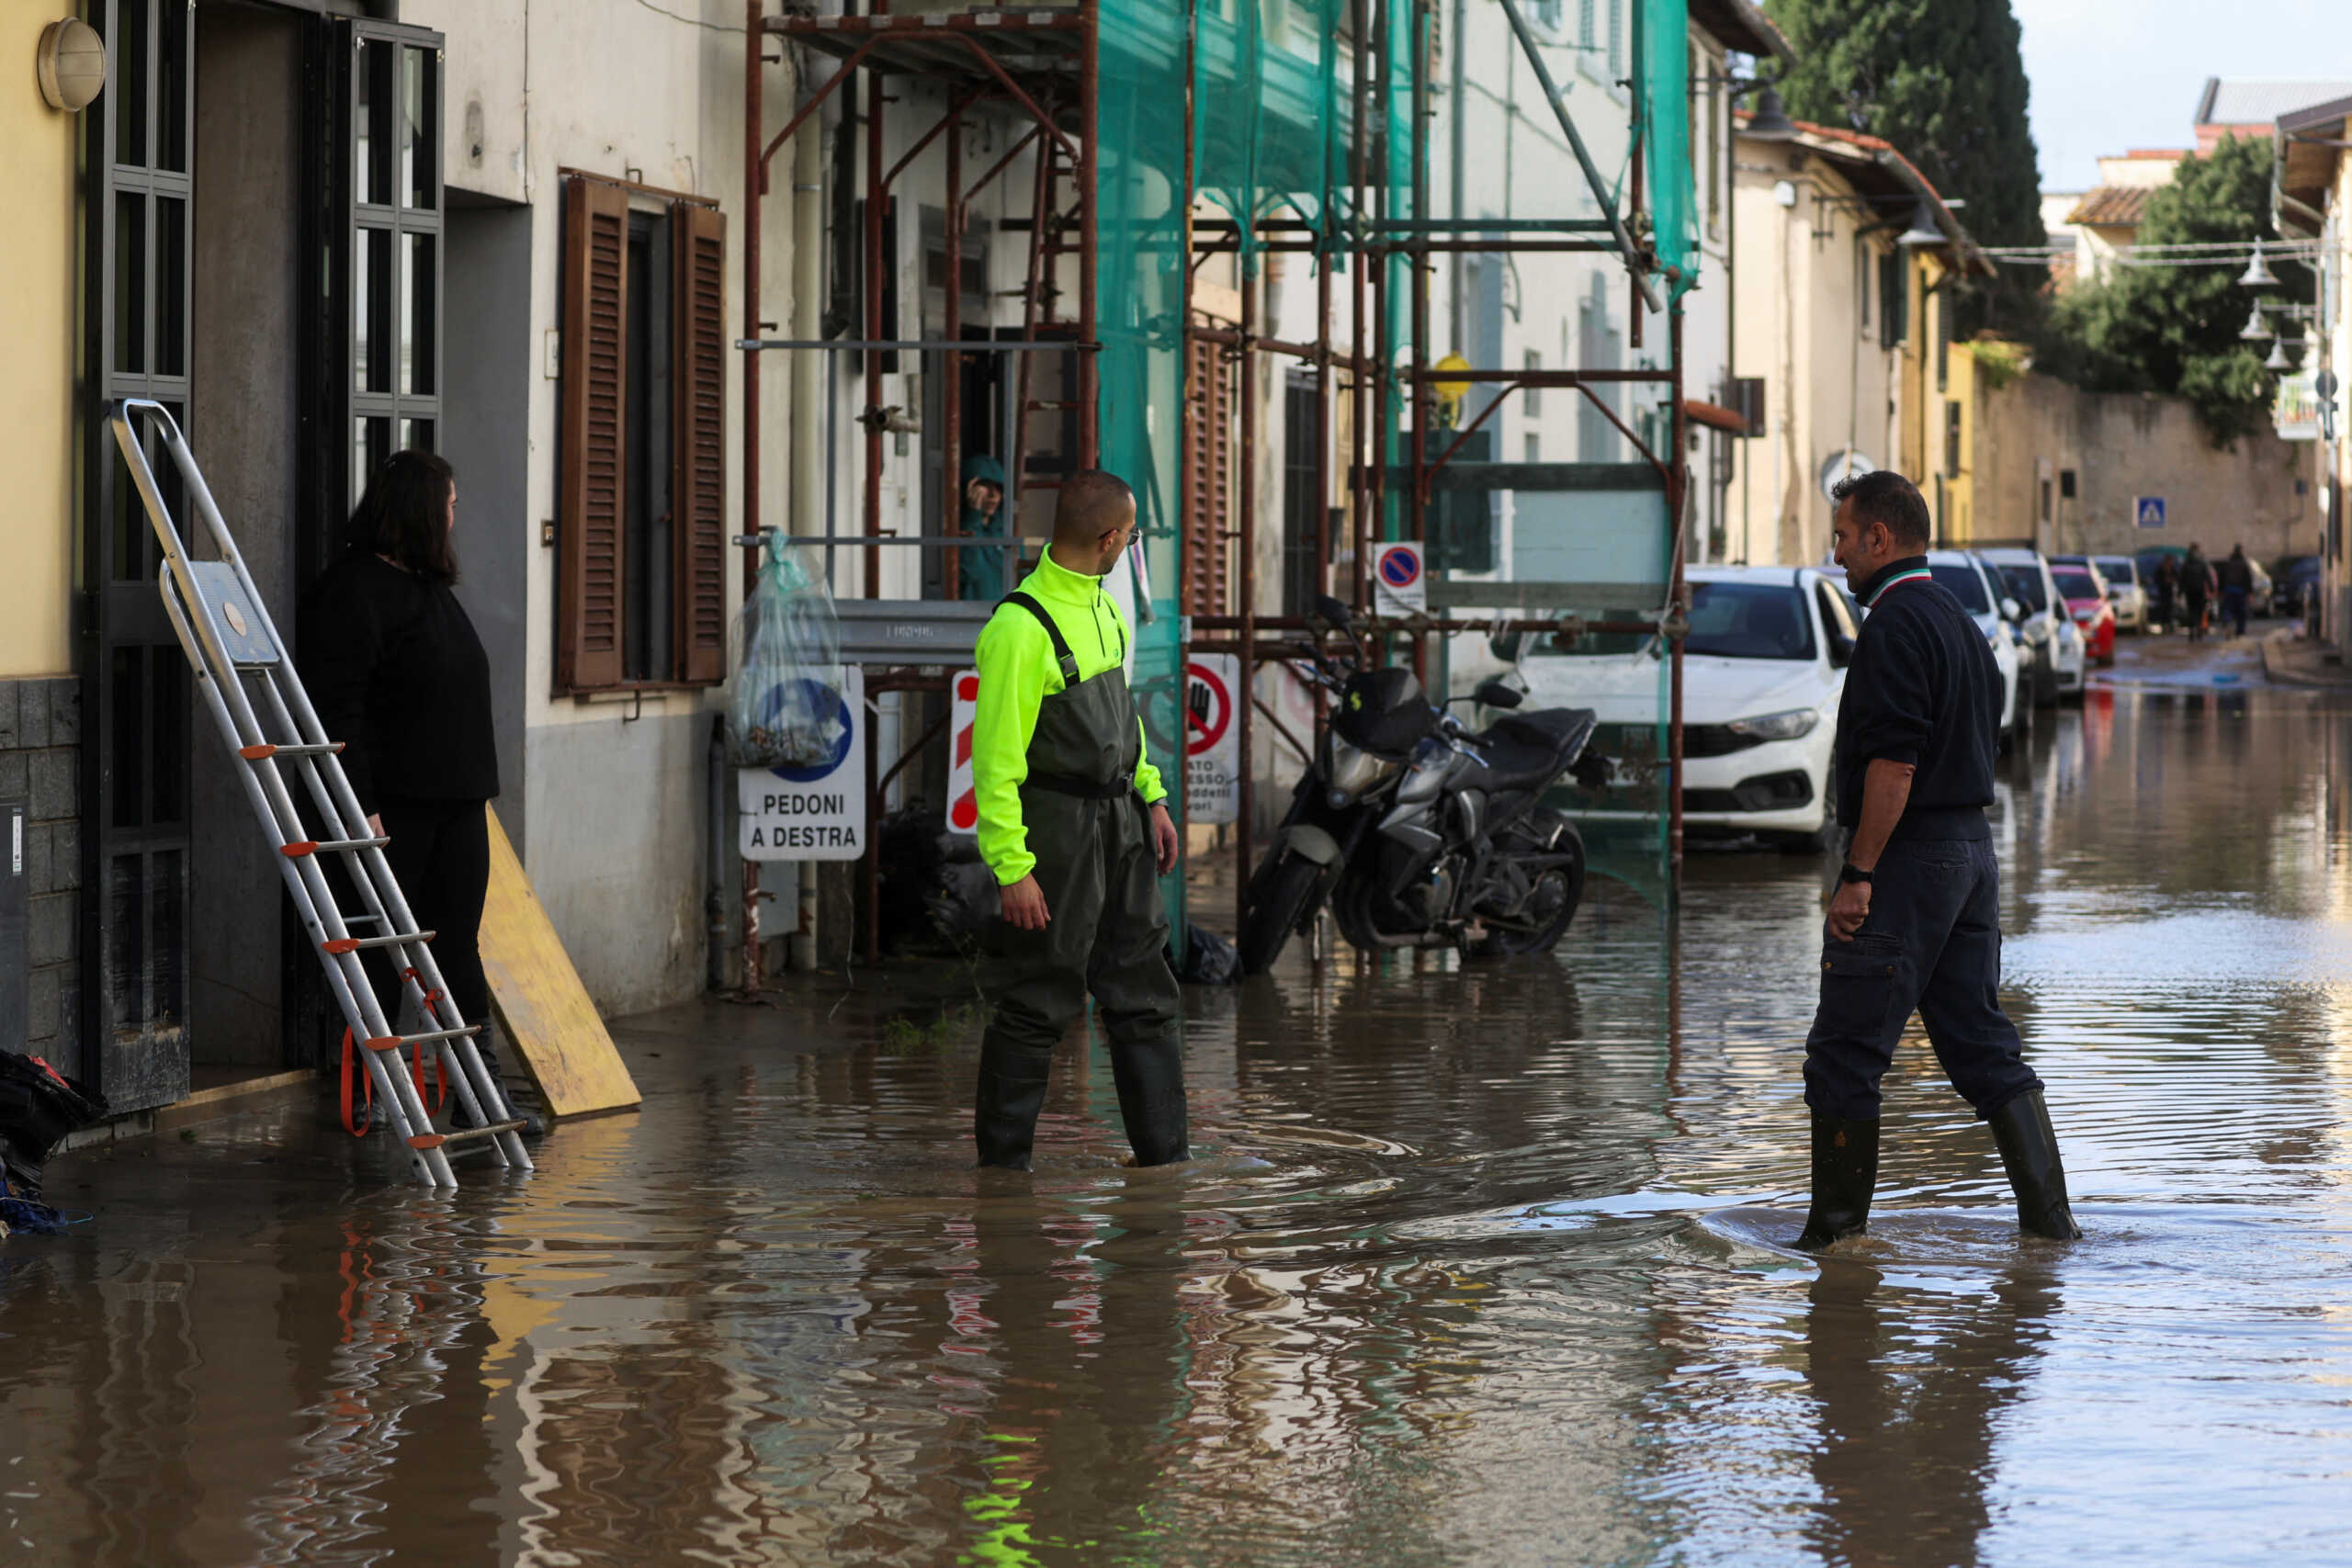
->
[1726,118,1979,566]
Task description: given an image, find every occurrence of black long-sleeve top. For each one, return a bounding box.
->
[296,549,499,818]
[1833,555,1998,841]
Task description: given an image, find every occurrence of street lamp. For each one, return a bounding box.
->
[2264,332,2296,371]
[2238,239,2278,289]
[1896,198,1947,249]
[1745,86,1798,143]
[2239,302,2273,343]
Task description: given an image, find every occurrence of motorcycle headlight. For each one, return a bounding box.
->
[1725,707,1819,742]
[1324,732,1399,805]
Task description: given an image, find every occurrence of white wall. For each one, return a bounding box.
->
[407,0,789,1014]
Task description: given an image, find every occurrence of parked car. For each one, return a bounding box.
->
[1925,549,2026,747]
[1512,565,1851,852]
[2058,553,2147,632]
[2049,560,2118,666]
[2276,554,2324,622]
[1981,547,2088,704]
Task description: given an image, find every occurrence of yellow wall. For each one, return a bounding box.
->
[0,4,80,679]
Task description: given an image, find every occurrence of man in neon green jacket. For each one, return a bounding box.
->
[970,469,1188,1170]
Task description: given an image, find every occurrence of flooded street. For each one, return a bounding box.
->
[6,638,2352,1566]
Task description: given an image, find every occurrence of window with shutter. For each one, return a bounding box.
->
[559,176,628,691]
[1182,329,1233,615]
[557,174,726,693]
[673,205,728,683]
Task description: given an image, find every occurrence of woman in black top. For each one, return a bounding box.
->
[297,451,520,1122]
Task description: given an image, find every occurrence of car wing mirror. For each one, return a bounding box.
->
[2000,596,2022,623]
[1827,631,1856,669]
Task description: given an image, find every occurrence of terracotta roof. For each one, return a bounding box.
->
[2068,186,2152,227]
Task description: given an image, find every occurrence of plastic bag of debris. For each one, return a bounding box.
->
[0,1050,107,1201]
[730,534,848,770]
[1169,925,1240,986]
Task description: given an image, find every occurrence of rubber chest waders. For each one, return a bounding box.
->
[973,592,1189,1170]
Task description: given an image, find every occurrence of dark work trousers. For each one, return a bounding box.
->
[2221,585,2249,637]
[976,788,1188,1168]
[1804,834,2041,1122]
[361,796,498,1075]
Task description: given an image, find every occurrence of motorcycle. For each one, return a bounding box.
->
[1235,596,1610,975]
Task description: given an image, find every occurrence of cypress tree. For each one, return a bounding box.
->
[1763,0,2045,324]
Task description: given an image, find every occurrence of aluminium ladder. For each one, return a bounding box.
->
[108,399,533,1186]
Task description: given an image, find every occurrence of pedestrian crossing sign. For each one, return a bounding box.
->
[2134,496,2166,529]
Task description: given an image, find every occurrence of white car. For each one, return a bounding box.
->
[2083,554,2148,633]
[1979,547,2086,705]
[1510,566,1850,851]
[1925,550,2025,746]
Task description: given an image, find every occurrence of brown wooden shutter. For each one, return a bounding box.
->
[672,202,728,684]
[558,176,628,691]
[1182,327,1232,615]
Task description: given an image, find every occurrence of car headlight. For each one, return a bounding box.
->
[1725,707,1820,742]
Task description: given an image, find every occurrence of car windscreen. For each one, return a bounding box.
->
[2094,557,2134,584]
[1684,581,1816,660]
[1928,563,1991,612]
[1998,566,2049,613]
[2051,570,2099,601]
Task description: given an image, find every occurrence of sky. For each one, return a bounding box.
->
[2013,0,2352,190]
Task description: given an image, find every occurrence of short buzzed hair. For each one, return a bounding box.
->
[1831,468,1931,549]
[1052,468,1136,548]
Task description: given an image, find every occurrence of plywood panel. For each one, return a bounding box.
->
[480,807,641,1120]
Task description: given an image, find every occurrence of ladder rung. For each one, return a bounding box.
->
[321,930,434,954]
[281,836,390,858]
[438,1120,528,1146]
[239,741,344,761]
[360,1023,481,1052]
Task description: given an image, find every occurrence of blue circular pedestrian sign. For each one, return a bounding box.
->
[758,678,854,782]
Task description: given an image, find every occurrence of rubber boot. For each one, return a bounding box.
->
[1986,1089,2082,1239]
[1794,1115,1879,1252]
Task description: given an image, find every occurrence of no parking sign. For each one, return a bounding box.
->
[1185,655,1239,825]
[1374,541,1427,615]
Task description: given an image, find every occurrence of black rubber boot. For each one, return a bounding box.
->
[1794,1115,1880,1252]
[1986,1089,2082,1239]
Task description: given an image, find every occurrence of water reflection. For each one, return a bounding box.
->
[5,683,2352,1564]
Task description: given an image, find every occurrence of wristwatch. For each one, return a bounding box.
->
[1838,863,1875,886]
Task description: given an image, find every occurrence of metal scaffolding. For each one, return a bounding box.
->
[738,0,1690,971]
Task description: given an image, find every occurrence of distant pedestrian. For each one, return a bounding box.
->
[2218,544,2254,638]
[1796,468,2082,1250]
[2151,555,2178,634]
[2182,544,2213,643]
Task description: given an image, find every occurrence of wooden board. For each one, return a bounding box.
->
[479,807,642,1120]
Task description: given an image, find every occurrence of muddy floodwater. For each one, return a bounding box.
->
[6,660,2352,1565]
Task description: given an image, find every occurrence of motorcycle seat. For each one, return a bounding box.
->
[1485,706,1596,756]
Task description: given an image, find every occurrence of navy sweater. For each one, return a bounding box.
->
[1834,556,2000,840]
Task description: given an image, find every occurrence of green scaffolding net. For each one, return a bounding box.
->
[1096,0,1691,928]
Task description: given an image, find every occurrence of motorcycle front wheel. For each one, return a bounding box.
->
[1238,852,1325,976]
[1472,828,1587,958]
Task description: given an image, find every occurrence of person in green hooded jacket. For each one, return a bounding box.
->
[969,468,1187,1170]
[957,453,1012,603]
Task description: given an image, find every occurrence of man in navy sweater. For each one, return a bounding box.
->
[1797,468,2082,1249]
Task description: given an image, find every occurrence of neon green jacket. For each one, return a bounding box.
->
[972,547,1167,885]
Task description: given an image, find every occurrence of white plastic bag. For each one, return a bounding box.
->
[730,536,848,769]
